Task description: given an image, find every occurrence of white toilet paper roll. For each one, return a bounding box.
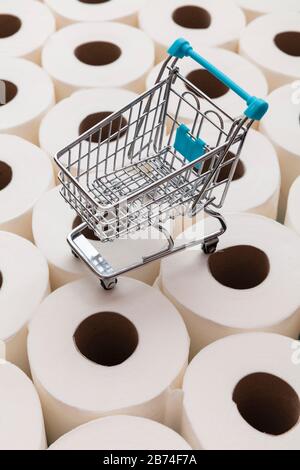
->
[0,361,46,450]
[234,0,300,22]
[182,333,300,450]
[0,135,54,240]
[39,87,138,174]
[32,186,167,290]
[0,231,50,374]
[42,22,155,100]
[44,0,145,28]
[49,415,191,450]
[0,58,55,144]
[160,213,300,358]
[139,0,246,62]
[0,0,55,63]
[28,277,189,443]
[239,13,300,91]
[260,84,300,221]
[146,47,268,128]
[285,176,300,236]
[205,129,280,219]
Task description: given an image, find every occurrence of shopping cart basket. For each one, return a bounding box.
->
[55,38,269,290]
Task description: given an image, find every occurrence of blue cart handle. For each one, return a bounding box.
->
[168,38,268,121]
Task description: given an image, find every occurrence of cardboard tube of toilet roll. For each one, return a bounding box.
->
[0,231,50,375]
[44,0,146,28]
[32,186,168,290]
[42,22,155,100]
[27,277,190,443]
[0,361,46,450]
[0,58,55,144]
[49,415,191,450]
[260,84,300,222]
[239,13,300,91]
[0,135,54,240]
[182,333,300,450]
[0,0,55,64]
[160,213,300,358]
[285,176,300,236]
[139,0,246,62]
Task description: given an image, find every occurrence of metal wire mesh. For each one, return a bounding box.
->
[55,60,251,242]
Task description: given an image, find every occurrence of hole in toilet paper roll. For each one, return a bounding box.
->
[186,69,229,99]
[0,272,2,289]
[274,32,300,57]
[75,41,121,66]
[0,80,18,106]
[233,373,300,436]
[72,215,99,241]
[0,14,21,39]
[79,112,128,143]
[0,161,13,191]
[172,6,211,29]
[208,245,270,290]
[74,312,138,366]
[202,152,245,182]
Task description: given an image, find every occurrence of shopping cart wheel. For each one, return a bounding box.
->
[100,278,118,291]
[202,238,219,255]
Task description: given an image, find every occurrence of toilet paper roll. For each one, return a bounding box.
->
[239,13,300,91]
[39,87,138,174]
[139,0,246,62]
[204,129,280,219]
[0,58,55,144]
[146,48,268,127]
[0,231,50,374]
[44,0,145,29]
[0,0,55,64]
[0,135,54,240]
[285,176,300,236]
[260,84,300,221]
[160,213,300,358]
[42,22,155,100]
[27,277,190,443]
[32,186,167,290]
[49,415,191,450]
[0,361,46,449]
[182,333,300,450]
[234,0,300,22]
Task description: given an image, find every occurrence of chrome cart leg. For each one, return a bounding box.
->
[201,206,227,255]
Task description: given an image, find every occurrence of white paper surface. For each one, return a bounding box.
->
[42,22,155,99]
[28,277,190,443]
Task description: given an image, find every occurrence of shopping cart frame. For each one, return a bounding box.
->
[55,38,268,289]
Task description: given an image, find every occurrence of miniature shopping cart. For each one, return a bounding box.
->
[55,39,268,290]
